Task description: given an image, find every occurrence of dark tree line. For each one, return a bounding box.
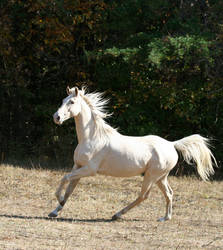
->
[0,0,222,177]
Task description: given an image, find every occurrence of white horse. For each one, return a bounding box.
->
[48,86,217,221]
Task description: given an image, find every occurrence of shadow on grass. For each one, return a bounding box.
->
[0,213,143,223]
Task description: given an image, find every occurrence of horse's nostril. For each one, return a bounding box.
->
[57,115,60,121]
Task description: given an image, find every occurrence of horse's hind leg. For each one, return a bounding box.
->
[156,174,173,221]
[48,179,80,217]
[112,172,156,220]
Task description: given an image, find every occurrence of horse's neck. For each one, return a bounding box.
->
[74,101,95,143]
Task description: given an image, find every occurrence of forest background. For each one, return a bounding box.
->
[0,0,222,178]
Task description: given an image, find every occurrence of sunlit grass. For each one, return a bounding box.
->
[0,164,222,249]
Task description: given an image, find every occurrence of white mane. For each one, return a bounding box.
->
[79,87,117,137]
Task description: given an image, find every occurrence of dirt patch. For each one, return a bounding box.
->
[0,164,222,249]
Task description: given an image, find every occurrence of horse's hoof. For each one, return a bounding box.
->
[48,212,58,218]
[157,216,171,222]
[112,214,121,221]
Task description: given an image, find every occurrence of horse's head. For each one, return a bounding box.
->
[53,86,81,125]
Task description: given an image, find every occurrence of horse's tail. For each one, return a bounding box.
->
[173,134,217,181]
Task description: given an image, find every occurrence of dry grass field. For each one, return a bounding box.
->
[0,164,222,249]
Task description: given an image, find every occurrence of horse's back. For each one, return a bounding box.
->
[98,134,178,177]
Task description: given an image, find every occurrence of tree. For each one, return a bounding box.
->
[0,0,222,176]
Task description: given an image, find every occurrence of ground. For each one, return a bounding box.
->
[0,164,222,249]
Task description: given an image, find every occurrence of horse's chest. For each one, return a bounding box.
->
[74,142,104,166]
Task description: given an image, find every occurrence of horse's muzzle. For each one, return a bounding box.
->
[53,113,62,125]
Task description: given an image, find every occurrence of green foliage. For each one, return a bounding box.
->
[92,34,220,135]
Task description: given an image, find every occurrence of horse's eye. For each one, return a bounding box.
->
[70,100,74,104]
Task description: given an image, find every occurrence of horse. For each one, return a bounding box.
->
[48,86,217,221]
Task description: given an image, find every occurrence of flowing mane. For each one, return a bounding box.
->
[79,87,117,137]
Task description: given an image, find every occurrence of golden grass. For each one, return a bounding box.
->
[0,164,222,249]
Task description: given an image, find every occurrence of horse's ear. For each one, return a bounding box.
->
[66,86,71,95]
[74,87,79,96]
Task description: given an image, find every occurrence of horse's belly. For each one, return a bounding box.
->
[98,154,148,177]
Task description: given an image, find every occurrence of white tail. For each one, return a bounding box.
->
[173,134,217,181]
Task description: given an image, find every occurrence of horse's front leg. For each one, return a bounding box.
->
[48,164,97,218]
[53,163,81,204]
[48,179,79,217]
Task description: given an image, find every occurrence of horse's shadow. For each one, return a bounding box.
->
[0,213,142,223]
[0,213,114,223]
